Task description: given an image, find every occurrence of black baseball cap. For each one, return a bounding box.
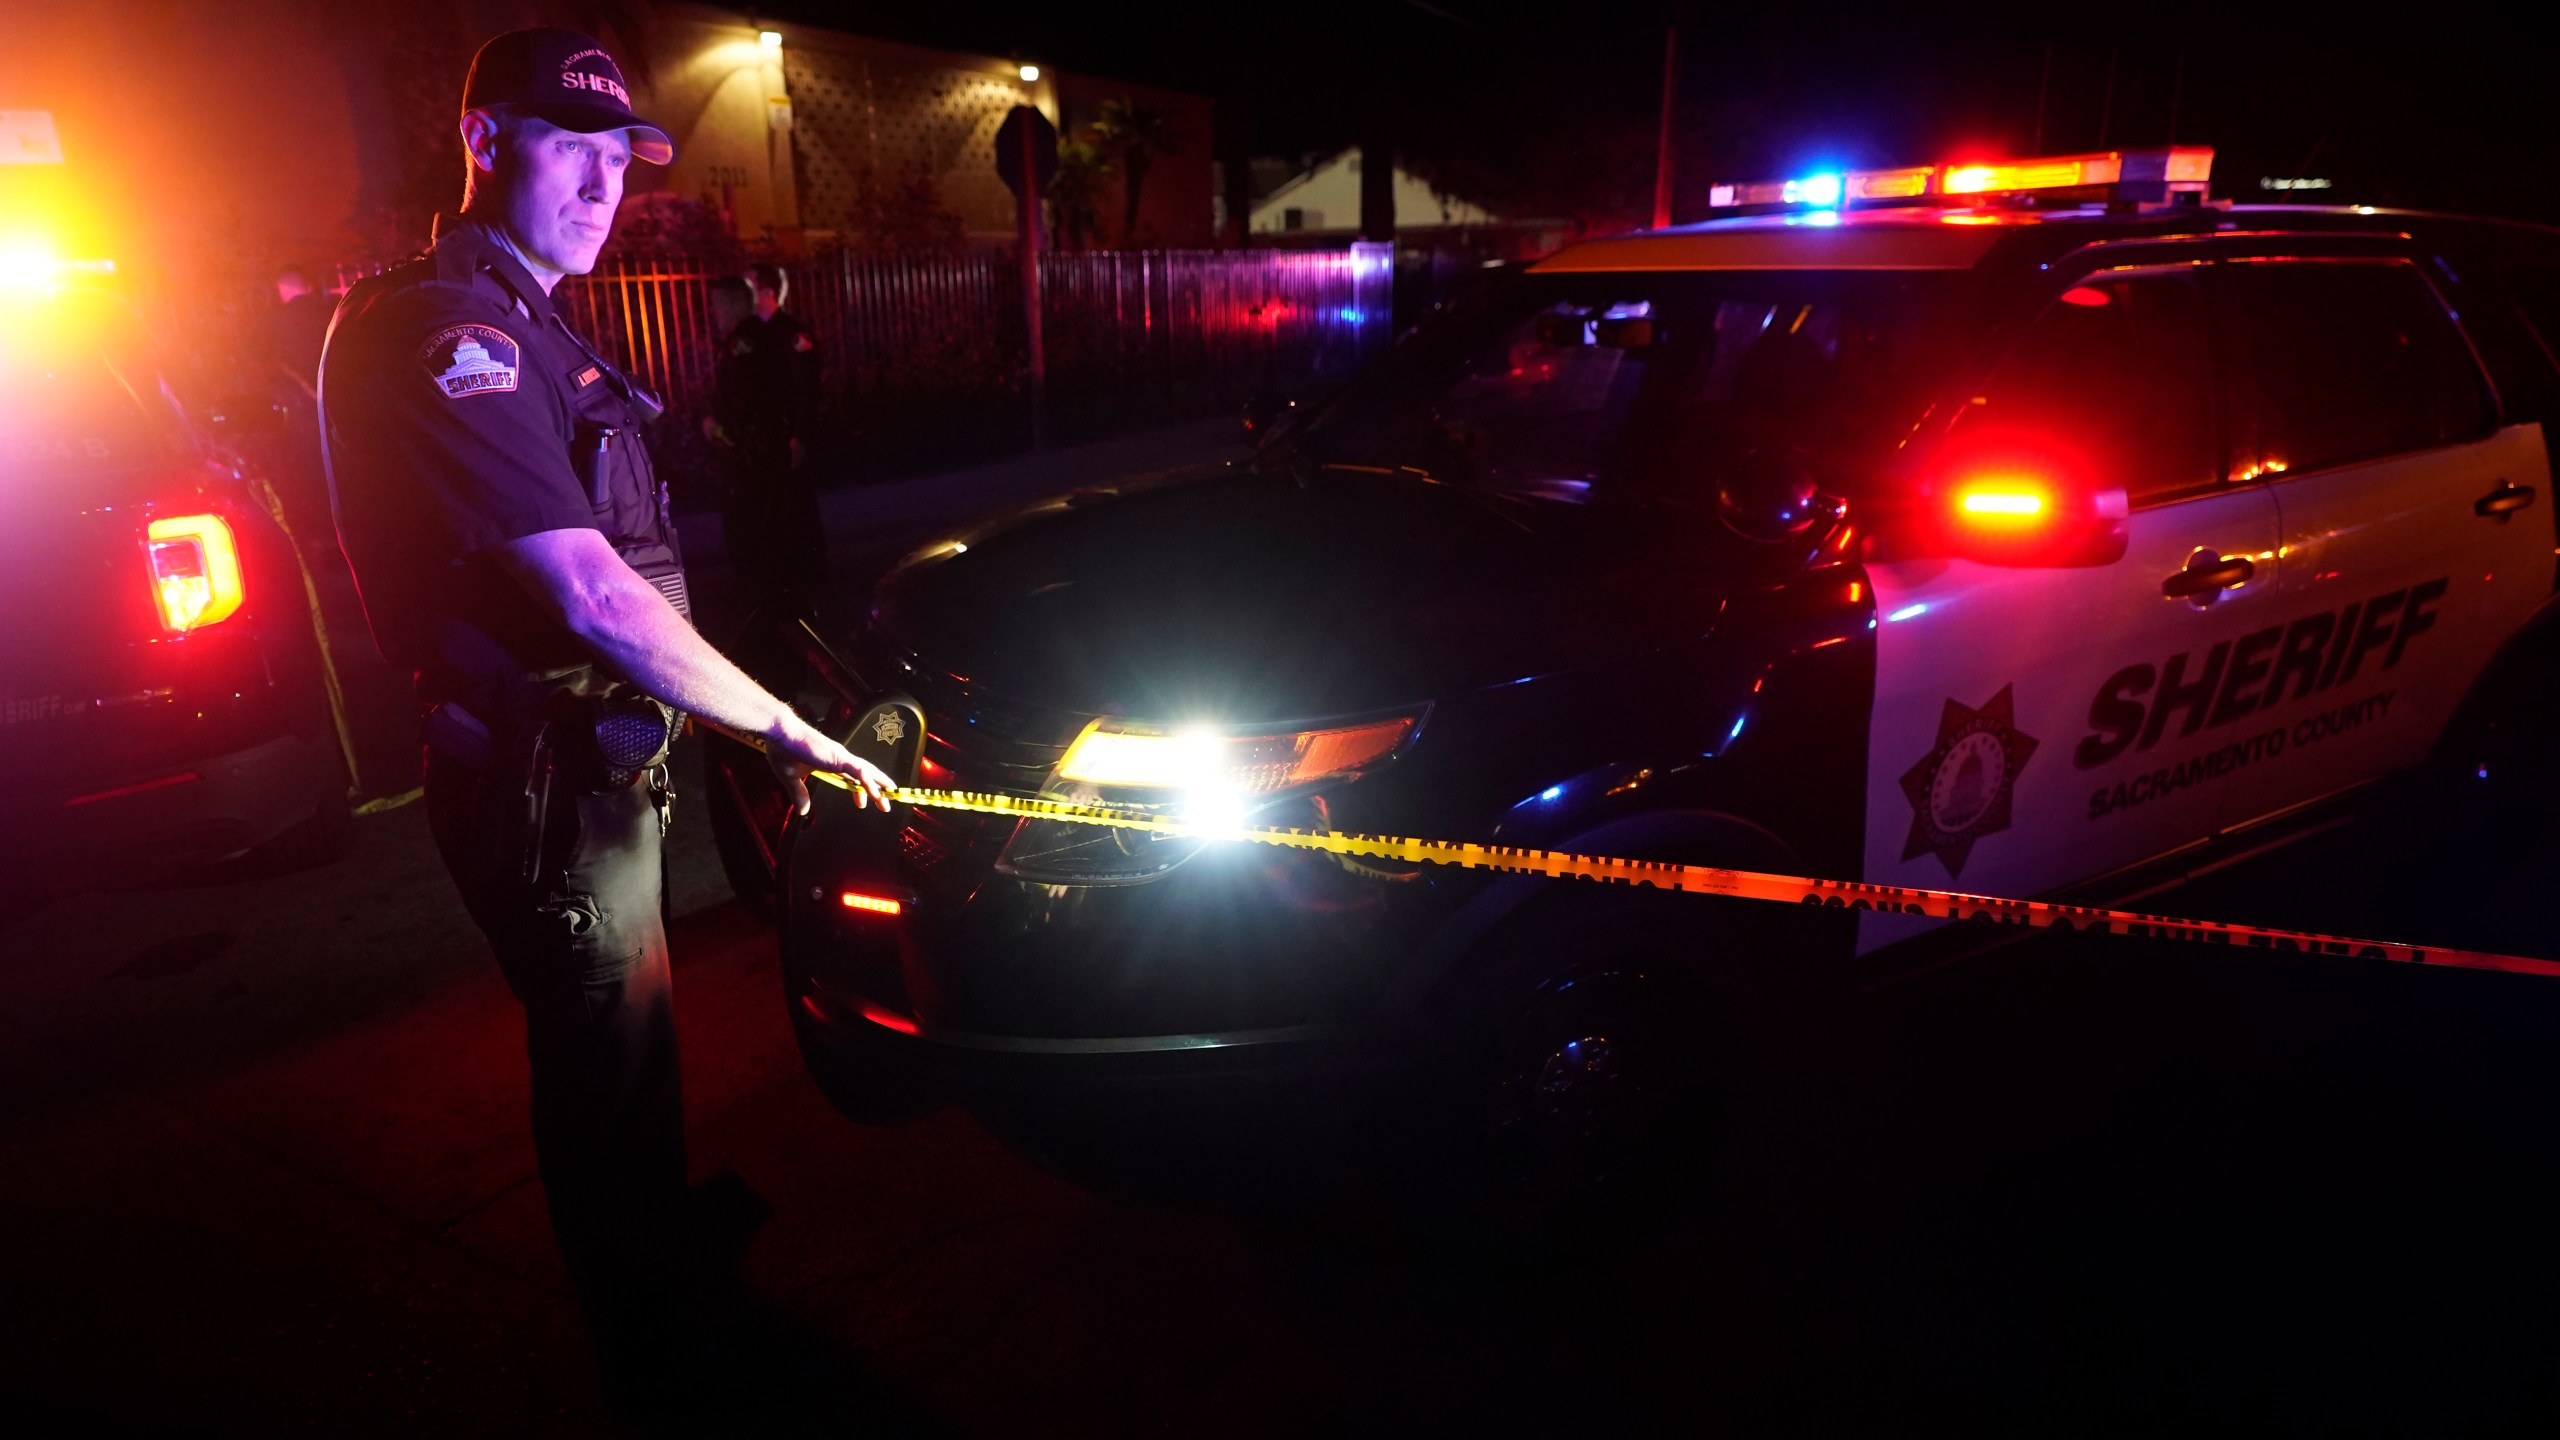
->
[462,28,674,165]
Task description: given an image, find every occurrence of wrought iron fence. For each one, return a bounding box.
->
[552,243,1394,440]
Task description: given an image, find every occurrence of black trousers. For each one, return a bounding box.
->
[424,749,685,1284]
[721,445,826,612]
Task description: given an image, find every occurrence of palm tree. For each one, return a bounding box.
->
[1047,139,1111,251]
[1090,99,1176,245]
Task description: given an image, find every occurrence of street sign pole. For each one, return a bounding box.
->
[996,104,1059,451]
[1015,113,1048,451]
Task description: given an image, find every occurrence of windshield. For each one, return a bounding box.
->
[1285,268,1965,509]
[0,295,190,484]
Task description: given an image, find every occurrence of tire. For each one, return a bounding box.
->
[704,732,791,922]
[1390,879,1856,1265]
[785,987,949,1125]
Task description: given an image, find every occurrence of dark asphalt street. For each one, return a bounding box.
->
[9,421,2560,1434]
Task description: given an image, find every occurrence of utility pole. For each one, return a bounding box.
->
[2097,48,2118,150]
[1222,99,1254,248]
[996,102,1058,448]
[2032,43,2053,155]
[1652,19,1680,229]
[1360,128,1395,244]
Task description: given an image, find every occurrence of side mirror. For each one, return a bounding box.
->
[1717,447,1843,543]
[1241,391,1295,448]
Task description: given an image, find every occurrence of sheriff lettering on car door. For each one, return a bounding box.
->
[1859,253,2547,951]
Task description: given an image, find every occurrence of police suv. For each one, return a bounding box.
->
[714,147,2560,1207]
[0,259,348,900]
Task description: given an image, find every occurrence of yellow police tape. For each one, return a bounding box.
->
[787,768,2560,981]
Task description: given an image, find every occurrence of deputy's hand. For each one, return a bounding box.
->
[765,717,896,816]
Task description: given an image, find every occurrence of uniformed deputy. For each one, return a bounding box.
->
[709,261,828,613]
[318,27,892,1342]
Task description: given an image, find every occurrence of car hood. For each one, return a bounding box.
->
[868,465,1737,720]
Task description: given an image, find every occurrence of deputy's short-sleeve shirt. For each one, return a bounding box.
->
[322,228,620,698]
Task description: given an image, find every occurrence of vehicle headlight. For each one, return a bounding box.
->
[1056,714,1417,820]
[997,713,1418,884]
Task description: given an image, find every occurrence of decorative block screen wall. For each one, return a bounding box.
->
[784,44,1027,236]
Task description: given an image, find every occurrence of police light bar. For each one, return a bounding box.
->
[1707,147,2213,213]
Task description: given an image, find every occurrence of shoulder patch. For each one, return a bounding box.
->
[793,331,815,352]
[419,323,521,398]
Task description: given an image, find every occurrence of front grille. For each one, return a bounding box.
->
[897,821,949,873]
[881,657,1085,880]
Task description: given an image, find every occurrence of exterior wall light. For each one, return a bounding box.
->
[760,30,783,48]
[1018,63,1040,82]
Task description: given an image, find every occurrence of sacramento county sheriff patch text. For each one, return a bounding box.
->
[420,324,520,398]
[1898,685,2039,878]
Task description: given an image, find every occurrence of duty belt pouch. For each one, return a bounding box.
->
[556,691,683,793]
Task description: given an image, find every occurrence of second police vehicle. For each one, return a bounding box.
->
[1,130,350,909]
[709,145,2560,1212]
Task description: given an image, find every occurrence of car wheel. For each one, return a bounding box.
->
[1396,899,1736,1264]
[784,985,949,1124]
[705,730,790,922]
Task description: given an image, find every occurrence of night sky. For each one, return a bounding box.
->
[769,1,2556,228]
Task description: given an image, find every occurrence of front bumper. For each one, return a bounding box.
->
[782,805,1476,1082]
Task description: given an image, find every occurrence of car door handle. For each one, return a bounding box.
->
[2476,480,2537,519]
[2162,555,2255,599]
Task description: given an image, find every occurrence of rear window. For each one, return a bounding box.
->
[2216,260,2492,476]
[0,298,190,482]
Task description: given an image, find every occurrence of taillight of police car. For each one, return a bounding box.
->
[1054,715,1417,828]
[145,513,245,633]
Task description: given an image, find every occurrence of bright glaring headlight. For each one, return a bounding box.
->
[1055,715,1417,803]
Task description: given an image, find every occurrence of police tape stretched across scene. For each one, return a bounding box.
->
[762,755,2560,983]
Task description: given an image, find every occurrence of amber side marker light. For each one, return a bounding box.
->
[146,514,245,632]
[839,891,904,917]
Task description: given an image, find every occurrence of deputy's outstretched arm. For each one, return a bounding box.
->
[494,526,890,813]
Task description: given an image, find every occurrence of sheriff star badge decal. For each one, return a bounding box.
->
[1898,685,2039,878]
